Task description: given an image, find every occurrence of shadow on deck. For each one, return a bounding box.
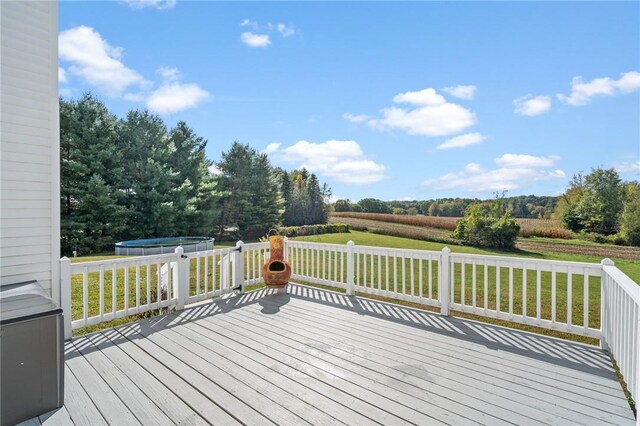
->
[28,283,637,425]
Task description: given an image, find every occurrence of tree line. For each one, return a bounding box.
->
[333,195,557,218]
[60,94,328,255]
[555,168,639,245]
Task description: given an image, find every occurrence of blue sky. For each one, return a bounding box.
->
[59,1,640,202]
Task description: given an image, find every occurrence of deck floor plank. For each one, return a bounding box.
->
[160,311,415,425]
[38,406,74,426]
[113,327,274,426]
[70,336,175,425]
[286,295,631,410]
[244,294,631,424]
[29,283,634,426]
[173,315,385,425]
[64,344,141,426]
[125,320,318,426]
[100,328,239,426]
[179,311,430,425]
[81,331,207,426]
[154,321,348,426]
[223,298,569,425]
[61,365,108,426]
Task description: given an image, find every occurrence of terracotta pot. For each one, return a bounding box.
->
[262,235,292,288]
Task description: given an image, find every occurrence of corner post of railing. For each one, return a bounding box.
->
[346,240,355,296]
[283,236,289,261]
[599,258,615,351]
[60,257,73,340]
[174,246,189,310]
[440,247,451,316]
[233,240,245,294]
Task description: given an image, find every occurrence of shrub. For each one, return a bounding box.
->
[453,203,520,249]
[619,183,640,247]
[278,223,350,237]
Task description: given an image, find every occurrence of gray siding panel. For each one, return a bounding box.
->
[0,1,59,298]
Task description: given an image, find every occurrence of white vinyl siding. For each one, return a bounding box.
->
[0,1,60,302]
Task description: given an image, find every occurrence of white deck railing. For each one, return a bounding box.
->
[601,261,640,410]
[60,238,639,409]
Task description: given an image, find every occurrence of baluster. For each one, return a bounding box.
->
[99,265,105,321]
[567,271,572,326]
[472,261,477,308]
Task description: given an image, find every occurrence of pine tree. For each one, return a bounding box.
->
[60,94,123,254]
[215,142,283,239]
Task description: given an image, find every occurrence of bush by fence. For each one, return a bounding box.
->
[278,223,350,237]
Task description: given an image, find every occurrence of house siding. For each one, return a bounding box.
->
[0,1,60,303]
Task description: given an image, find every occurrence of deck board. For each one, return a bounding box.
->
[243,294,631,423]
[28,284,636,425]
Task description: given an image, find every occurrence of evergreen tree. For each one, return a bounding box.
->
[166,121,213,234]
[60,94,123,254]
[215,142,283,239]
[118,110,176,238]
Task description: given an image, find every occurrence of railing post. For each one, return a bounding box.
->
[283,236,289,261]
[346,240,355,296]
[174,246,189,310]
[440,247,451,316]
[600,258,614,351]
[233,240,245,294]
[60,257,72,340]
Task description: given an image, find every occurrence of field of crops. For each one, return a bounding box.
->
[331,212,572,239]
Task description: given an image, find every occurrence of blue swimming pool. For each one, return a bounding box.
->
[115,237,214,255]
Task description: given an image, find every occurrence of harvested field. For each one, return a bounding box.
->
[332,212,571,238]
[330,215,640,261]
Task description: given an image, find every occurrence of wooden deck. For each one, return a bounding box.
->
[23,284,636,426]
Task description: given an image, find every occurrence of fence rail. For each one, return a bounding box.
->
[60,238,639,408]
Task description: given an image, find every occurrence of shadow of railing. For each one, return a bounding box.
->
[67,282,614,379]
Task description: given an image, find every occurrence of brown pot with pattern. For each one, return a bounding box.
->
[262,235,292,289]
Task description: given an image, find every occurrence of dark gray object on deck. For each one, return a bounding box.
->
[0,281,64,426]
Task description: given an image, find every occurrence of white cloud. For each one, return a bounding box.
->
[276,23,295,38]
[241,32,271,48]
[59,26,147,96]
[121,0,176,10]
[366,88,477,137]
[513,95,552,116]
[442,85,477,100]
[392,88,446,106]
[263,143,281,154]
[436,133,486,150]
[240,19,258,28]
[147,82,210,114]
[616,71,640,93]
[557,71,640,106]
[158,66,179,82]
[616,161,640,175]
[495,153,560,168]
[268,140,388,184]
[208,165,221,175]
[58,67,67,83]
[423,154,564,192]
[342,113,371,123]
